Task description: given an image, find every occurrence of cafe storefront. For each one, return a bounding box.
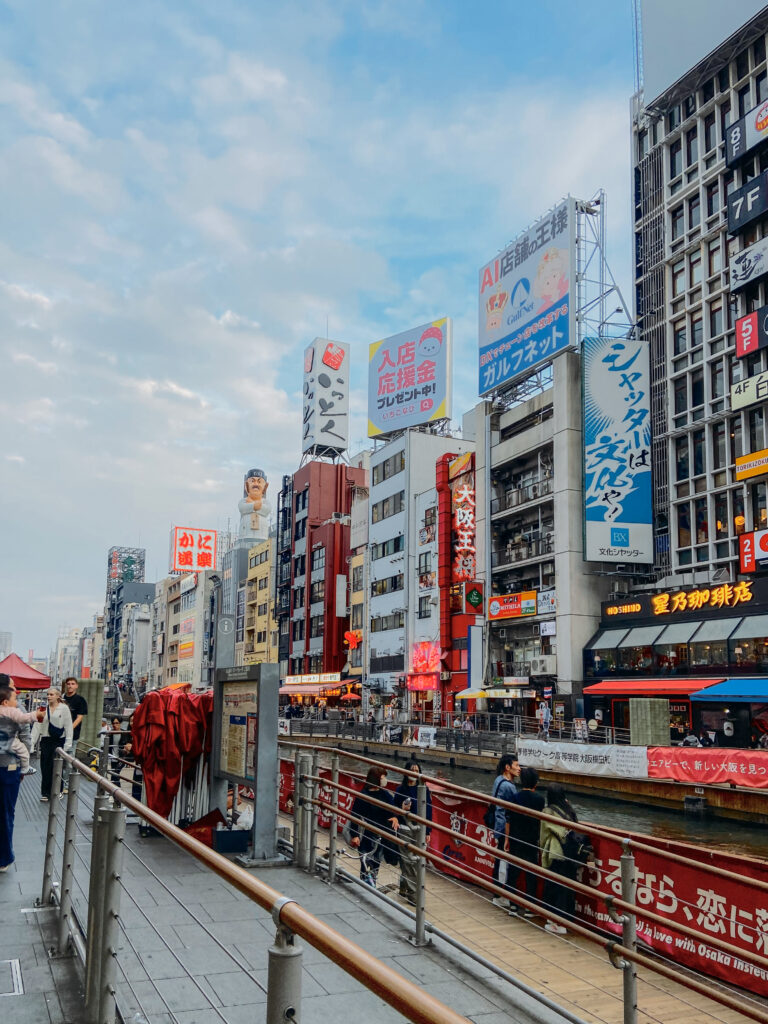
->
[582,579,768,733]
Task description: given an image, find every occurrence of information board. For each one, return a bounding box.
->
[219,680,259,780]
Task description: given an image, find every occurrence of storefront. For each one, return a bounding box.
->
[582,678,723,734]
[690,678,768,747]
[278,672,360,713]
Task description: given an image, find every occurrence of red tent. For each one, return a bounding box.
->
[0,652,51,690]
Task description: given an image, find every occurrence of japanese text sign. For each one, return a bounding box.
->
[650,581,753,615]
[736,448,768,481]
[303,338,350,454]
[170,527,217,572]
[735,306,768,358]
[740,530,768,574]
[583,335,653,563]
[488,591,537,620]
[730,235,768,293]
[731,369,768,411]
[726,98,768,167]
[367,318,452,437]
[449,452,476,583]
[478,197,575,396]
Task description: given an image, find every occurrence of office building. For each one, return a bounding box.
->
[245,532,279,665]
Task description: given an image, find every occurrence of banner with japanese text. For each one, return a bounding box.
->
[517,739,649,779]
[648,746,768,789]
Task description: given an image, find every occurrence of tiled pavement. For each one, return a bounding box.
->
[2,775,568,1024]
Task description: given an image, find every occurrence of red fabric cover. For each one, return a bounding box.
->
[0,652,51,689]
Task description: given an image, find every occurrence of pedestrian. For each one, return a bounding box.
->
[490,753,520,909]
[393,760,433,904]
[347,766,400,889]
[461,715,475,752]
[540,783,580,934]
[681,729,701,747]
[506,766,545,915]
[62,677,88,748]
[0,678,45,871]
[109,717,127,785]
[0,676,41,776]
[698,728,715,747]
[30,688,73,801]
[536,701,552,741]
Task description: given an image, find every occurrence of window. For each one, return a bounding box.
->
[695,497,708,544]
[370,574,404,597]
[710,303,724,339]
[689,195,700,230]
[418,596,431,620]
[257,631,267,644]
[690,251,701,287]
[311,546,325,571]
[424,506,437,527]
[735,489,746,535]
[249,555,257,568]
[758,69,768,104]
[292,619,305,641]
[669,138,683,179]
[737,49,750,81]
[692,429,705,476]
[715,492,728,539]
[691,368,704,407]
[750,407,765,452]
[310,615,324,638]
[310,580,325,604]
[718,67,730,92]
[756,37,766,67]
[418,551,432,574]
[258,576,269,590]
[706,182,719,218]
[370,611,405,632]
[720,101,732,142]
[691,316,703,349]
[708,242,721,276]
[668,107,681,132]
[672,259,685,296]
[673,322,687,355]
[294,518,306,540]
[712,423,726,470]
[370,535,405,560]
[731,417,744,460]
[351,603,364,630]
[684,95,696,119]
[674,376,687,414]
[172,602,180,615]
[671,205,684,239]
[704,112,716,153]
[677,502,691,547]
[294,586,305,609]
[702,78,715,103]
[739,84,752,117]
[686,127,698,166]
[372,450,405,485]
[371,490,405,523]
[258,602,267,617]
[294,554,305,577]
[753,481,768,532]
[676,436,690,481]
[352,565,364,592]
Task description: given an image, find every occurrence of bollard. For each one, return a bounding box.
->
[98,743,109,778]
[57,773,81,954]
[267,899,302,1024]
[308,750,319,875]
[620,841,638,1024]
[41,755,64,905]
[296,756,311,871]
[84,794,111,1023]
[412,780,429,947]
[292,749,302,867]
[328,755,339,884]
[97,807,126,1024]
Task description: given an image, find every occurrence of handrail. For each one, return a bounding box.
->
[57,750,471,1024]
[281,739,768,893]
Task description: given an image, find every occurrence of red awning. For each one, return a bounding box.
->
[0,652,51,690]
[582,678,725,698]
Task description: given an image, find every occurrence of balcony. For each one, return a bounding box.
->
[491,476,553,517]
[244,642,255,654]
[246,613,256,628]
[492,538,554,570]
[369,653,405,674]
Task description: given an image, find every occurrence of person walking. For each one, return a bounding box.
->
[30,688,73,801]
[0,678,45,871]
[506,766,545,915]
[490,753,520,909]
[347,766,400,888]
[536,701,552,740]
[393,760,433,904]
[540,783,580,934]
[461,715,475,752]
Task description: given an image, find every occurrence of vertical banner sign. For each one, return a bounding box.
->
[478,197,575,396]
[583,336,653,562]
[449,452,476,582]
[302,338,350,455]
[170,527,218,572]
[368,318,452,437]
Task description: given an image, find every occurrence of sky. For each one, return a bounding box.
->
[0,0,636,659]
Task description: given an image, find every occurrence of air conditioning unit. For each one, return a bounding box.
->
[331,512,345,522]
[530,655,557,675]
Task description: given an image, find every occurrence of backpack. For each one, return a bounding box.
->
[483,778,502,829]
[563,829,593,864]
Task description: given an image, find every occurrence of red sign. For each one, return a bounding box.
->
[170,527,217,572]
[736,308,768,358]
[407,673,439,691]
[648,746,768,789]
[740,529,768,573]
[487,591,537,620]
[411,640,440,674]
[450,453,476,582]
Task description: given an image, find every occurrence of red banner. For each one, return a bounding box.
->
[278,760,768,997]
[648,746,768,788]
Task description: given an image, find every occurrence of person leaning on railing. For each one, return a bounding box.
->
[346,766,400,889]
[393,760,433,905]
[540,783,580,935]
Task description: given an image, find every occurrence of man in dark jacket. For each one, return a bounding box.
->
[505,766,545,915]
[348,766,400,888]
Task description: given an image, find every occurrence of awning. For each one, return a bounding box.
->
[691,678,768,702]
[617,625,665,648]
[584,627,630,650]
[689,618,744,643]
[729,615,768,641]
[279,683,343,696]
[582,678,725,697]
[454,688,487,699]
[0,651,51,690]
[654,621,703,645]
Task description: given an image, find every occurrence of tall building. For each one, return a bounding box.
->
[0,632,12,659]
[103,580,155,683]
[153,572,217,689]
[244,531,278,665]
[52,627,85,685]
[102,546,146,678]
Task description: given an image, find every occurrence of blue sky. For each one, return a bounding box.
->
[0,1,636,658]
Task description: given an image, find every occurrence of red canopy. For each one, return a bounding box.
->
[0,652,51,690]
[582,678,724,698]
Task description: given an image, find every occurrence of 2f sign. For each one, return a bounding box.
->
[740,529,768,573]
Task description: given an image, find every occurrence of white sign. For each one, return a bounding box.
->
[730,234,768,293]
[516,740,649,779]
[731,370,768,411]
[414,726,437,748]
[537,590,556,615]
[540,620,557,637]
[302,338,350,455]
[277,719,290,736]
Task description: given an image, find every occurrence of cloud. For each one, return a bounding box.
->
[5,454,25,464]
[12,352,58,373]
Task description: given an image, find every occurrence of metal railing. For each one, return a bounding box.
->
[491,538,555,568]
[283,740,768,1024]
[41,749,473,1024]
[490,477,554,515]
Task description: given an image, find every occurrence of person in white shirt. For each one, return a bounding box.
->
[30,688,73,801]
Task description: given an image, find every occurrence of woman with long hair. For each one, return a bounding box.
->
[540,783,579,934]
[30,688,73,801]
[393,760,433,903]
[347,765,400,888]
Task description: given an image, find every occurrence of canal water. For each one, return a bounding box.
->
[331,751,768,860]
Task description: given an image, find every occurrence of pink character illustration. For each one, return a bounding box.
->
[533,247,569,313]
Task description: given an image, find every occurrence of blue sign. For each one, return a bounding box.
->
[583,336,653,563]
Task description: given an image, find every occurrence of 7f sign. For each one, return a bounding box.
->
[171,527,217,572]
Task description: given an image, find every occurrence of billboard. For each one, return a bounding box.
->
[367,318,452,437]
[170,528,217,572]
[727,170,768,234]
[449,452,476,583]
[726,96,768,167]
[731,369,768,411]
[736,448,768,481]
[735,305,768,357]
[740,530,768,573]
[478,198,575,396]
[583,336,653,563]
[730,234,768,292]
[238,470,271,542]
[487,591,536,621]
[302,338,350,454]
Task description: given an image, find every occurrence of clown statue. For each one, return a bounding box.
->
[238,468,271,542]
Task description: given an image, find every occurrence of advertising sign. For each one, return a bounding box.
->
[302,338,350,455]
[479,197,575,396]
[602,579,763,620]
[463,582,484,614]
[488,591,537,620]
[735,305,768,358]
[727,170,768,234]
[368,318,452,437]
[730,235,768,292]
[731,369,768,411]
[726,98,768,167]
[740,530,768,574]
[648,746,768,790]
[170,527,217,572]
[449,452,476,583]
[736,448,768,481]
[517,739,649,778]
[537,589,556,615]
[583,336,653,563]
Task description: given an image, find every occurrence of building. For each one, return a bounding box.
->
[153,573,217,690]
[101,546,146,678]
[365,428,475,715]
[347,474,370,688]
[0,632,12,660]
[103,580,155,684]
[275,459,367,681]
[78,616,103,680]
[244,532,278,665]
[115,600,152,693]
[149,578,172,690]
[52,627,85,685]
